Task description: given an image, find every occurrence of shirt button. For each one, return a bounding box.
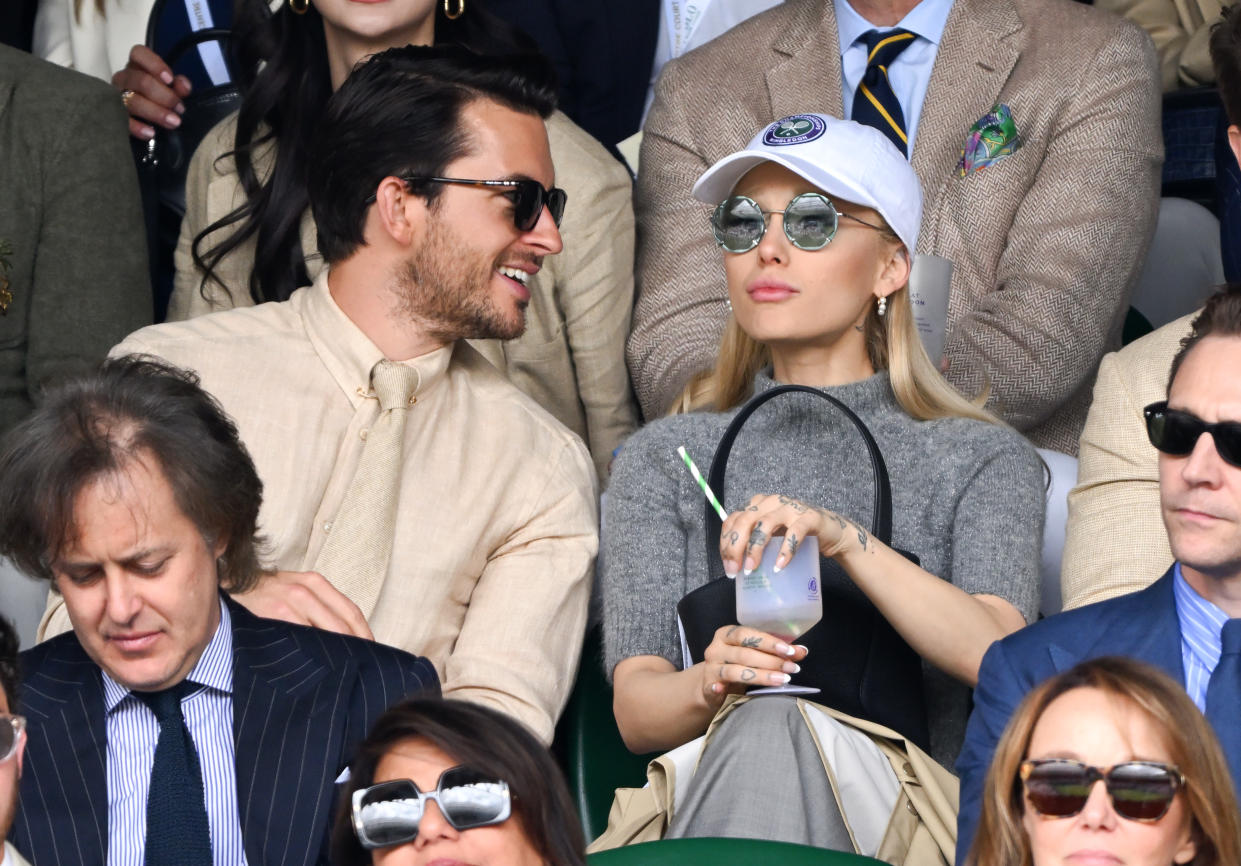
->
[360,429,368,441]
[324,521,333,533]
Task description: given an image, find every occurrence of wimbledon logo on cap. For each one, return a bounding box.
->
[763,115,826,146]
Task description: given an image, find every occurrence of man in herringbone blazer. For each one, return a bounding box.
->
[626,0,1162,453]
[0,357,439,866]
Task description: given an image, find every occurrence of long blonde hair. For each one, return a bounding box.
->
[673,220,994,424]
[967,656,1241,866]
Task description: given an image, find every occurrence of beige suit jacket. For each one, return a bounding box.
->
[169,110,638,481]
[1095,0,1223,90]
[627,0,1162,453]
[1061,313,1193,609]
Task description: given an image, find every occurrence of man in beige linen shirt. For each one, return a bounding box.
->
[39,46,598,743]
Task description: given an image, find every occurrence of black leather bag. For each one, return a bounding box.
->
[676,385,931,749]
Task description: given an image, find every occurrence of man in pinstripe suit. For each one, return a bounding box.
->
[0,357,440,866]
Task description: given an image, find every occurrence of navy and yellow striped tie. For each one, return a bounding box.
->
[852,28,916,157]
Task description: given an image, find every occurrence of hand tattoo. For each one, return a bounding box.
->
[777,495,807,513]
[740,636,762,648]
[786,533,800,556]
[740,668,756,682]
[725,625,739,639]
[856,527,869,551]
[748,522,767,551]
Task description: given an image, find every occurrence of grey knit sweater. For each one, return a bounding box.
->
[601,371,1045,765]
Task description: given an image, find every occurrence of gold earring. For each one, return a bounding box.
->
[443,0,464,19]
[289,0,309,14]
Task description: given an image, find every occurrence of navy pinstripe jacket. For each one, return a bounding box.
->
[9,596,439,866]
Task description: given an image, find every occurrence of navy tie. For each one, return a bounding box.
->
[138,683,213,866]
[852,28,917,157]
[1206,619,1241,796]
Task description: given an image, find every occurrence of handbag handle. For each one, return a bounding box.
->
[704,384,894,570]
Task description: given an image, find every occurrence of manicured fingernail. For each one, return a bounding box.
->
[165,113,181,128]
[138,125,155,140]
[159,70,173,84]
[742,556,756,574]
[774,642,794,656]
[794,645,809,655]
[711,683,722,694]
[769,673,791,685]
[723,560,738,578]
[174,102,186,115]
[772,563,783,573]
[783,662,800,674]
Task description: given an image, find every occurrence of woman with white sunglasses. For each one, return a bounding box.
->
[332,698,584,866]
[601,114,1045,847]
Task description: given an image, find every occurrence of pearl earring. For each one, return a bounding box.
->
[877,296,887,317]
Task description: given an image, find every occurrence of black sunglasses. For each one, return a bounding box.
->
[351,766,512,849]
[368,175,567,231]
[710,192,884,253]
[1144,401,1241,468]
[1020,759,1184,822]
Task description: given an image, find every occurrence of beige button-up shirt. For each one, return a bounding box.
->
[43,271,598,742]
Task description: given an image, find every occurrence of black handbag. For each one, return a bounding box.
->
[675,384,931,750]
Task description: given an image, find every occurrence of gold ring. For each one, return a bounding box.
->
[121,89,136,110]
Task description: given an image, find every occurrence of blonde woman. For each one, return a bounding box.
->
[601,114,1044,847]
[968,656,1241,866]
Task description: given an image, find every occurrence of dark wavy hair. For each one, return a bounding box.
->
[331,698,585,866]
[0,355,267,592]
[1168,283,1241,392]
[308,44,557,264]
[191,0,541,304]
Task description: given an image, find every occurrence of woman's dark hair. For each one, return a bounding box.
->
[192,0,542,305]
[0,355,266,592]
[331,698,586,866]
[307,44,557,264]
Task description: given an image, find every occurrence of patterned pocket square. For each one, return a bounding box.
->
[956,103,1021,178]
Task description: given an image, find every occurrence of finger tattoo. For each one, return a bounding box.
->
[740,636,762,648]
[740,668,756,682]
[787,533,799,556]
[748,526,767,549]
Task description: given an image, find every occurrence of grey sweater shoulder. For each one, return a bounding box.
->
[601,372,1045,764]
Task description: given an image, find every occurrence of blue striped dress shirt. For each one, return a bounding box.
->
[1173,562,1229,712]
[836,0,955,153]
[103,600,247,866]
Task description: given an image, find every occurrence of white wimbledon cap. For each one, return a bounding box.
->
[692,113,923,254]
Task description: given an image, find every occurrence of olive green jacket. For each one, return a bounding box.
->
[0,44,150,437]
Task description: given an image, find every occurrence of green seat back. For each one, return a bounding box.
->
[588,837,886,865]
[552,626,658,841]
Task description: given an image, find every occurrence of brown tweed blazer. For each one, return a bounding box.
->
[626,0,1162,452]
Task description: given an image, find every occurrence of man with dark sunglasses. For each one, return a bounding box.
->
[0,617,31,866]
[955,286,1241,860]
[37,45,598,746]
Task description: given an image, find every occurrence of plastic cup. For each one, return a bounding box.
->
[735,536,822,642]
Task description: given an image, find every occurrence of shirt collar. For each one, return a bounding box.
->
[299,266,455,410]
[1173,562,1229,672]
[835,0,954,54]
[102,597,235,714]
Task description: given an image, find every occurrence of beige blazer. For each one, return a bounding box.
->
[170,110,639,481]
[1095,0,1223,90]
[1061,313,1193,609]
[627,0,1162,453]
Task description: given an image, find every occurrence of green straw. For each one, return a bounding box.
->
[677,446,728,521]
